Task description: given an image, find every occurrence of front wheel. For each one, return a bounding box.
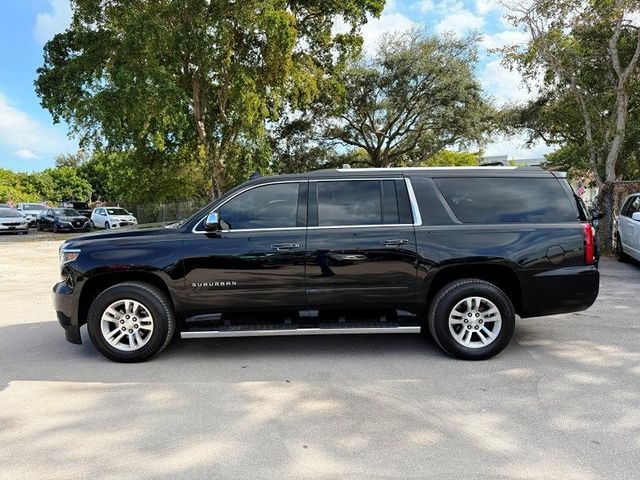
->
[87,282,176,362]
[427,279,515,360]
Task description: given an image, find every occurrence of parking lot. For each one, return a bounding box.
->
[0,236,639,480]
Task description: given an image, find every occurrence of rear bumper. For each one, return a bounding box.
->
[520,266,599,318]
[53,280,82,344]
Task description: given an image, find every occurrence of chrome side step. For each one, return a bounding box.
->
[181,326,421,339]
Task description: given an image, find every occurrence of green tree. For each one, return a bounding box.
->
[322,29,495,167]
[502,0,640,186]
[36,0,384,197]
[419,150,480,167]
[44,166,92,203]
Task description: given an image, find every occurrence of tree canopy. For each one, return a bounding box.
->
[501,0,640,186]
[322,30,495,167]
[36,0,385,197]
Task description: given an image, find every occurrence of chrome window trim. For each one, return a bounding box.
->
[404,178,422,226]
[192,180,304,234]
[192,177,423,233]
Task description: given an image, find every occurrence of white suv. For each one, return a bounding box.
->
[91,207,138,229]
[617,194,640,262]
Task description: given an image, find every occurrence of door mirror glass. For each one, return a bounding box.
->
[632,212,640,222]
[204,211,221,231]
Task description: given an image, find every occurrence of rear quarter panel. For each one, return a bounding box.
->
[415,224,599,317]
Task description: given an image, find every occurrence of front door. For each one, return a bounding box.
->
[183,181,308,317]
[305,178,418,312]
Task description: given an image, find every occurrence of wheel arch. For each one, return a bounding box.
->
[424,263,523,316]
[78,271,175,327]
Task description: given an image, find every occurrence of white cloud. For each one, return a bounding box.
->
[475,0,504,15]
[14,149,41,160]
[34,0,72,45]
[481,29,528,50]
[484,134,555,160]
[419,0,435,12]
[435,9,485,35]
[334,0,417,55]
[480,59,536,104]
[0,93,70,160]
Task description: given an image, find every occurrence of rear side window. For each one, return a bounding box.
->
[314,180,413,227]
[434,177,578,223]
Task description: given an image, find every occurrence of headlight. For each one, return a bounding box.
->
[59,248,81,265]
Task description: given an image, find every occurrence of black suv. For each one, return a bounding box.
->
[53,167,599,362]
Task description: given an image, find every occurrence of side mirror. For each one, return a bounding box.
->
[632,212,640,222]
[204,211,221,231]
[591,210,605,221]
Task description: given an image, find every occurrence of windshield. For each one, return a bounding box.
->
[106,208,129,215]
[53,209,80,216]
[22,204,44,211]
[0,208,21,218]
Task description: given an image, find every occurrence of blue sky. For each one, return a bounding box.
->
[0,0,550,173]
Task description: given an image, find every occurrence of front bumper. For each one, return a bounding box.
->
[56,222,92,232]
[53,280,82,344]
[0,224,28,232]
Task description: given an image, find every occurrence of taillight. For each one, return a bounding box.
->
[583,223,595,265]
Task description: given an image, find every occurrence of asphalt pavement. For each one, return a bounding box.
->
[0,238,638,480]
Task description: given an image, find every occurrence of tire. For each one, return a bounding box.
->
[36,221,42,231]
[87,282,176,362]
[105,222,110,230]
[427,279,515,360]
[53,223,59,233]
[616,233,630,262]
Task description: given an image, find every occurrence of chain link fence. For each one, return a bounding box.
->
[99,200,205,225]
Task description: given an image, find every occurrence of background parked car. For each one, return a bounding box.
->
[37,208,92,233]
[16,203,46,227]
[91,207,138,229]
[0,203,13,209]
[0,207,28,234]
[617,193,640,262]
[60,200,92,218]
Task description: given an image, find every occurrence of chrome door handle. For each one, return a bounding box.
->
[380,239,409,246]
[271,243,301,251]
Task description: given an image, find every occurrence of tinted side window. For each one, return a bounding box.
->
[317,180,382,226]
[218,183,300,230]
[434,177,578,223]
[409,176,456,225]
[629,197,640,216]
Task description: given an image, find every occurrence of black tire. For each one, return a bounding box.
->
[36,221,42,231]
[105,222,110,229]
[427,279,515,360]
[53,223,59,233]
[616,233,630,262]
[87,282,176,362]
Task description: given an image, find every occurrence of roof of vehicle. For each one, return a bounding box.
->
[244,167,564,186]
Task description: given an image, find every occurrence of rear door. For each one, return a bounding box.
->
[305,178,418,312]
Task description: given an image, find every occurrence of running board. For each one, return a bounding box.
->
[181,325,421,339]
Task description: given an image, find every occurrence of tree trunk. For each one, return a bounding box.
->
[605,90,628,182]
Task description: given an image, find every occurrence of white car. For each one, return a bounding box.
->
[617,193,640,262]
[91,207,138,229]
[16,203,46,227]
[0,207,28,234]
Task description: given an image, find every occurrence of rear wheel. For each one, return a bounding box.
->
[87,282,176,362]
[428,279,515,360]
